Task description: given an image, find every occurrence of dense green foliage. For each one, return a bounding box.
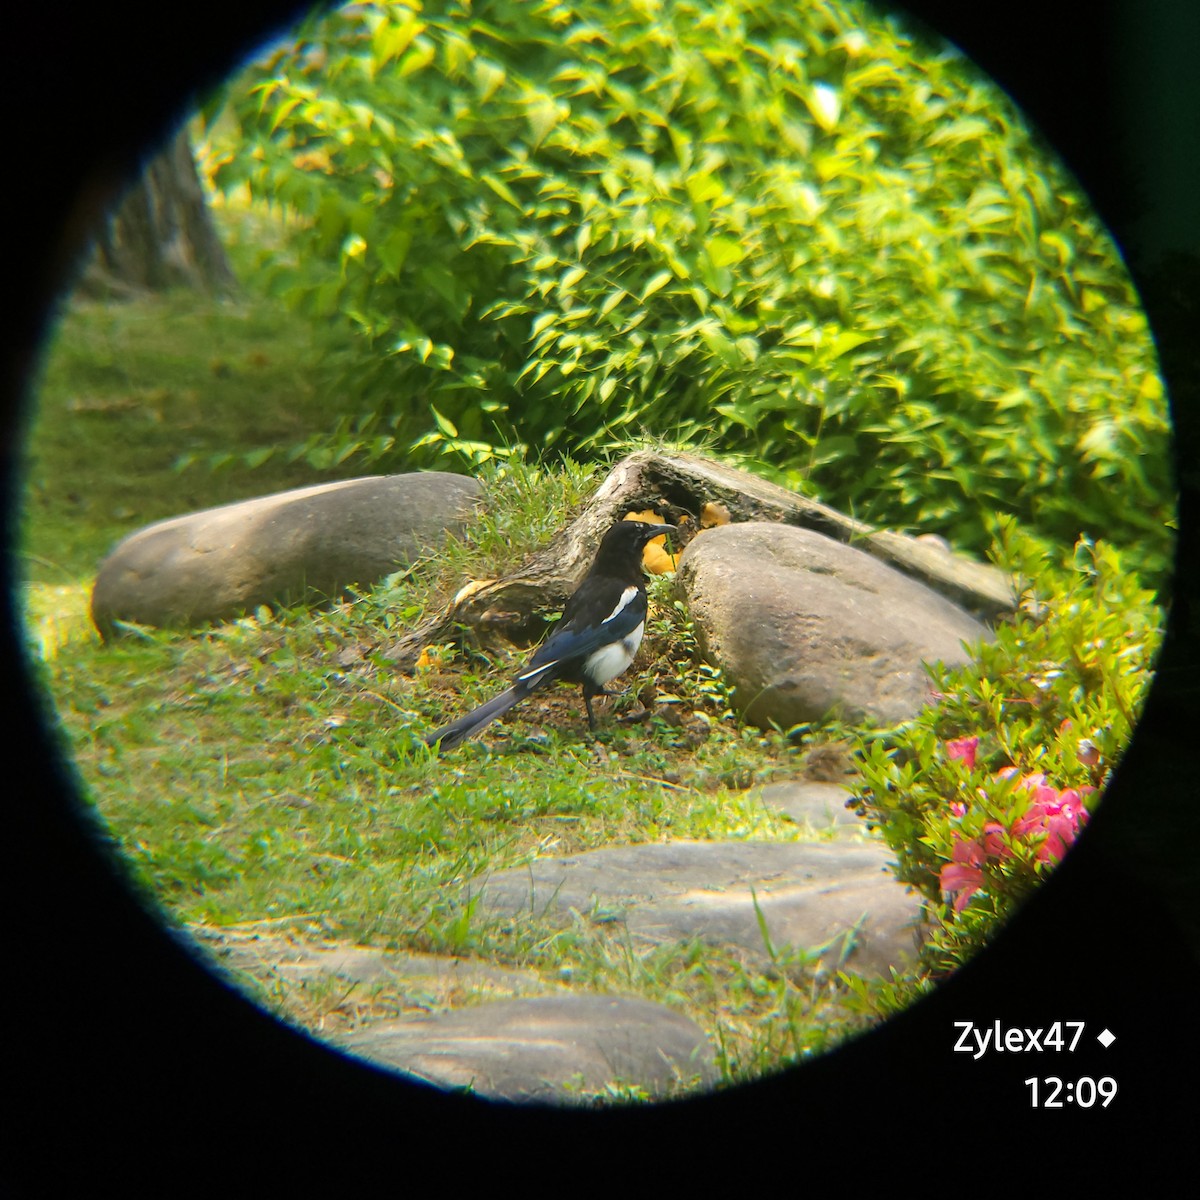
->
[206,0,1173,581]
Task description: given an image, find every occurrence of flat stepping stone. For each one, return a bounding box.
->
[473,840,923,979]
[91,472,481,634]
[192,928,547,1000]
[755,780,864,831]
[336,994,716,1102]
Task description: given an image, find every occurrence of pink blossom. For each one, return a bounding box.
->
[1011,786,1091,864]
[946,737,979,771]
[943,764,1096,912]
[952,836,985,868]
[940,861,985,912]
[940,823,1011,911]
[981,821,1011,860]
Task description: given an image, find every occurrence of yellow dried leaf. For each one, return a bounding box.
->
[642,543,678,574]
[292,149,333,173]
[700,501,731,528]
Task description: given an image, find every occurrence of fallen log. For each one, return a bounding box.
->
[385,450,1016,669]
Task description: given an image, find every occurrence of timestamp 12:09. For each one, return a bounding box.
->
[1025,1077,1117,1108]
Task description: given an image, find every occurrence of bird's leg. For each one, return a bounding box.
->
[583,687,598,731]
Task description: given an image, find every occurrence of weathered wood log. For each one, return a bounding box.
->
[385,451,1016,669]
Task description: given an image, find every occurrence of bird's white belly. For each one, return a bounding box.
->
[584,621,644,686]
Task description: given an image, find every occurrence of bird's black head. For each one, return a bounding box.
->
[607,518,677,547]
[589,518,677,575]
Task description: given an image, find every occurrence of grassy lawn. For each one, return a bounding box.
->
[19,264,886,1094]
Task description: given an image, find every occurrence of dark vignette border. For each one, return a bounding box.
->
[4,0,1197,1184]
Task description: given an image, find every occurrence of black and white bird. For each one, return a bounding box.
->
[424,519,676,752]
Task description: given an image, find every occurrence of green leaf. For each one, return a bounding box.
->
[473,58,506,102]
[267,93,303,134]
[372,16,425,68]
[525,93,563,148]
[431,406,458,438]
[805,83,841,132]
[641,271,674,302]
[398,38,436,78]
[823,330,874,360]
[378,227,413,276]
[706,236,746,268]
[482,173,523,210]
[600,290,625,316]
[560,265,586,291]
[699,324,740,367]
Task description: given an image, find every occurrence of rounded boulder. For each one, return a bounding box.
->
[90,472,481,635]
[677,521,992,729]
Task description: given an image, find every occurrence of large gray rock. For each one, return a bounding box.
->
[616,450,1016,619]
[678,522,990,729]
[90,472,482,635]
[337,995,717,1102]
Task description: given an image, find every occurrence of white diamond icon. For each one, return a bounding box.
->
[1097,1028,1116,1048]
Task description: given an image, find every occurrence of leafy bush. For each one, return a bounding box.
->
[852,521,1163,976]
[206,0,1172,580]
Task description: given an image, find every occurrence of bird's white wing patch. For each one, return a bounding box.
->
[603,586,639,625]
[518,585,643,685]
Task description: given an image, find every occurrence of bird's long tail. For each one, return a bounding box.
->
[423,685,527,752]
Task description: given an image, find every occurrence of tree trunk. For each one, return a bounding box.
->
[82,127,237,297]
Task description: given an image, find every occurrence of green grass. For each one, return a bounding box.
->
[18,243,894,1094]
[22,293,345,583]
[31,566,876,1088]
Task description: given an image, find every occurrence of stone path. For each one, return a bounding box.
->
[471,839,919,980]
[191,782,925,1104]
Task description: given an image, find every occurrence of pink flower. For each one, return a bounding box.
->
[944,765,1096,912]
[981,821,1011,860]
[940,861,985,912]
[940,823,1011,911]
[946,737,979,771]
[1011,786,1091,864]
